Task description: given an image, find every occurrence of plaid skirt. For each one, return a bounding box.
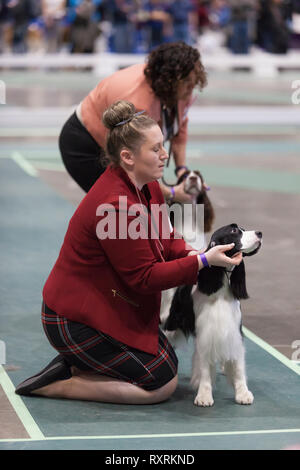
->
[41,302,178,391]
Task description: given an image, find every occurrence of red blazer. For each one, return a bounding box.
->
[43,166,199,355]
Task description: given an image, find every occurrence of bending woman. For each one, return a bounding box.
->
[16,101,242,404]
[59,41,207,202]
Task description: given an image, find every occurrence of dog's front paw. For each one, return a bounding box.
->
[194,391,214,407]
[235,389,254,405]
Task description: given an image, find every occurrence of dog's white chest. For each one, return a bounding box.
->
[192,285,243,363]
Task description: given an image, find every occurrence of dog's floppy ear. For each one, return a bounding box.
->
[230,260,249,299]
[197,265,224,295]
[197,191,215,233]
[164,285,195,337]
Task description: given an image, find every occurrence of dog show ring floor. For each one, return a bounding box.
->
[0,68,299,451]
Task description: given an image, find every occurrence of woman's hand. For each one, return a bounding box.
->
[172,181,193,203]
[160,181,192,204]
[188,250,200,257]
[197,243,243,269]
[163,180,210,204]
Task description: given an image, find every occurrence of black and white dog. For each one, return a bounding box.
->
[162,223,262,407]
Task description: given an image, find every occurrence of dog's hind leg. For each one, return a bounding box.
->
[225,357,254,405]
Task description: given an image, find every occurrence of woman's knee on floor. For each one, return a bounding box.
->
[147,374,178,404]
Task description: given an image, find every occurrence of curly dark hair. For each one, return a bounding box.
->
[144,42,207,108]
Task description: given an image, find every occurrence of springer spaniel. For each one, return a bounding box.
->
[160,170,215,325]
[169,169,215,243]
[162,223,262,407]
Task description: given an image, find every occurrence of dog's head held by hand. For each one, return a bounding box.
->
[208,223,262,257]
[163,224,262,338]
[198,223,262,299]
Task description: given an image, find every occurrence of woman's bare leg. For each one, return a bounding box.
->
[32,367,178,405]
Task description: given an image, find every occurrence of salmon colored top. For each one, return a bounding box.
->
[81,63,192,149]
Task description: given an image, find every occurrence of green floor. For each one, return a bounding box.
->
[0,158,299,450]
[1,68,300,450]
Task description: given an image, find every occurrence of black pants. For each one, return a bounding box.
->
[59,112,106,192]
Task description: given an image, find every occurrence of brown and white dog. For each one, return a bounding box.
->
[160,169,215,332]
[176,169,215,234]
[169,170,215,242]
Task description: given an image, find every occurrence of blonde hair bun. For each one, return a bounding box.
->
[102,100,157,166]
[102,100,136,130]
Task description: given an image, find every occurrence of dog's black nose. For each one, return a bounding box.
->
[255,231,262,239]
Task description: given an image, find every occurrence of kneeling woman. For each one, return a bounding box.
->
[16,101,242,404]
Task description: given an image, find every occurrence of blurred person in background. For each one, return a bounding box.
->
[165,0,197,44]
[208,0,231,30]
[227,0,258,54]
[196,0,231,51]
[7,0,40,53]
[58,41,208,203]
[0,0,9,53]
[256,0,292,53]
[105,0,136,53]
[144,0,171,50]
[290,0,300,48]
[67,0,102,53]
[196,0,211,35]
[41,0,67,53]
